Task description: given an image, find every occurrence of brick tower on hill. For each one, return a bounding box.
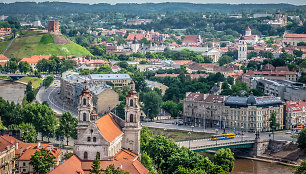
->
[48,20,60,34]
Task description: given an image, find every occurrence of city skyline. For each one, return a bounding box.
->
[1,0,306,5]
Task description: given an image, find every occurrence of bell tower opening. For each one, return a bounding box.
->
[83,98,86,105]
[130,114,134,122]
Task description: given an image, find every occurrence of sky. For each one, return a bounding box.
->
[1,0,306,5]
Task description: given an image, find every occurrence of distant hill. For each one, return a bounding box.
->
[5,33,92,58]
[0,2,305,15]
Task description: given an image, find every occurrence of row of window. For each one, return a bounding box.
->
[87,137,97,142]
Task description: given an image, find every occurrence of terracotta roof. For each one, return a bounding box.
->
[126,33,144,41]
[284,33,306,39]
[20,55,51,63]
[114,149,137,161]
[0,54,8,60]
[173,60,193,65]
[18,144,62,161]
[286,101,306,112]
[275,66,289,72]
[204,94,225,103]
[182,35,200,43]
[96,113,123,142]
[0,136,20,152]
[48,155,84,174]
[185,93,205,102]
[246,26,252,31]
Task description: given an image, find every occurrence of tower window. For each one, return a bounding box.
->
[130,114,134,122]
[90,129,93,134]
[93,137,96,142]
[83,98,86,105]
[84,152,88,160]
[87,137,91,142]
[130,99,133,107]
[83,113,87,121]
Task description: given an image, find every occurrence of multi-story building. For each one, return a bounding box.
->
[60,74,119,114]
[183,93,284,132]
[89,74,132,88]
[0,136,15,174]
[48,20,60,33]
[283,33,306,46]
[20,55,52,70]
[285,101,306,129]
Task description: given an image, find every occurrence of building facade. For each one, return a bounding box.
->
[238,36,247,61]
[285,101,306,129]
[0,137,15,174]
[183,93,284,132]
[89,74,132,88]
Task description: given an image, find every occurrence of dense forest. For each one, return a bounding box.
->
[0,2,305,15]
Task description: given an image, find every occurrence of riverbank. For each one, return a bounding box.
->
[237,155,299,167]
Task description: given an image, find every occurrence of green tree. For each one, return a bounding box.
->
[8,123,37,143]
[297,128,306,149]
[18,61,32,73]
[141,152,156,173]
[4,60,18,73]
[90,154,102,174]
[214,148,235,173]
[295,159,306,174]
[43,76,54,88]
[26,90,35,103]
[174,166,207,174]
[58,112,78,145]
[140,127,153,151]
[218,55,233,66]
[30,149,55,174]
[142,91,162,120]
[269,111,280,130]
[161,100,180,117]
[104,164,129,174]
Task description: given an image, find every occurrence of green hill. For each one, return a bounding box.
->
[5,34,92,58]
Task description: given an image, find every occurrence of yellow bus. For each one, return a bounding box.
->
[211,133,235,141]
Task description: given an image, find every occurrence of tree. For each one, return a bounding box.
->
[214,148,235,173]
[4,60,18,73]
[161,100,180,117]
[141,152,156,173]
[30,149,55,174]
[295,159,306,174]
[142,91,162,120]
[174,166,207,174]
[90,154,102,174]
[218,55,233,66]
[269,111,280,130]
[104,164,129,174]
[58,112,78,145]
[8,123,37,143]
[297,128,306,149]
[18,61,32,73]
[26,90,35,103]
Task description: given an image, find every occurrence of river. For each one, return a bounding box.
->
[0,80,26,104]
[231,158,295,174]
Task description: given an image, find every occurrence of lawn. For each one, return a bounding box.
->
[0,40,9,53]
[17,76,43,89]
[5,34,92,58]
[148,127,213,142]
[18,30,42,36]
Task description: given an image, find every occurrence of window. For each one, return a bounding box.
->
[130,99,133,107]
[91,129,93,134]
[87,137,91,142]
[83,113,87,121]
[23,162,26,166]
[83,98,86,105]
[96,152,100,159]
[93,137,96,142]
[84,152,88,160]
[130,114,134,122]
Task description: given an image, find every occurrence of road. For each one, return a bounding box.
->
[142,121,297,148]
[36,79,78,116]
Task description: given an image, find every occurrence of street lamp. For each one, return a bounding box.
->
[215,129,218,145]
[241,126,244,141]
[188,131,191,149]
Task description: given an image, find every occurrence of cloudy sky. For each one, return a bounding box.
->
[1,0,305,5]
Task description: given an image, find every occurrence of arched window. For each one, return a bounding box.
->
[130,114,134,122]
[83,98,86,105]
[84,152,88,160]
[130,99,133,107]
[90,129,93,134]
[96,152,100,159]
[83,113,87,121]
[93,137,96,142]
[87,137,91,142]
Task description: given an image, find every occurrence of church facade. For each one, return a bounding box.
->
[74,81,141,160]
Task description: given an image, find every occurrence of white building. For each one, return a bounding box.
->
[238,36,247,61]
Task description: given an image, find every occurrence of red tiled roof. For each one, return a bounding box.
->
[96,113,123,142]
[284,34,306,38]
[48,155,84,174]
[20,55,52,63]
[246,26,251,31]
[286,101,306,112]
[204,94,225,103]
[182,35,199,43]
[18,144,62,161]
[173,60,193,65]
[185,93,205,102]
[0,54,8,60]
[126,33,144,41]
[0,136,21,152]
[114,149,138,161]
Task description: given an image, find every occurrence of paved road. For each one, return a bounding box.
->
[36,79,78,116]
[142,121,297,148]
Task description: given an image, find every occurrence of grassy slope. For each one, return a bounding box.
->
[5,34,92,58]
[17,76,43,89]
[0,41,9,53]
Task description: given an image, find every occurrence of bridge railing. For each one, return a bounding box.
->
[190,140,255,150]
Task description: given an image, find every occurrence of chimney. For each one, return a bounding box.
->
[37,142,41,149]
[15,141,19,150]
[118,165,122,169]
[20,147,23,156]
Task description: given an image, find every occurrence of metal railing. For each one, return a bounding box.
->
[190,140,255,150]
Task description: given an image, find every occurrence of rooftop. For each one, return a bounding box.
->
[90,74,131,80]
[96,113,123,143]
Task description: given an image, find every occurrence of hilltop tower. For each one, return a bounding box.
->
[238,36,247,61]
[48,20,60,34]
[122,81,141,155]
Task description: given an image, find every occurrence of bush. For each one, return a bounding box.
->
[40,34,54,44]
[297,128,306,149]
[43,76,54,88]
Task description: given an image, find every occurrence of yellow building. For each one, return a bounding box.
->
[0,136,15,174]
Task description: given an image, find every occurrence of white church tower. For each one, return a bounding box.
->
[245,26,252,37]
[238,36,247,61]
[122,81,141,155]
